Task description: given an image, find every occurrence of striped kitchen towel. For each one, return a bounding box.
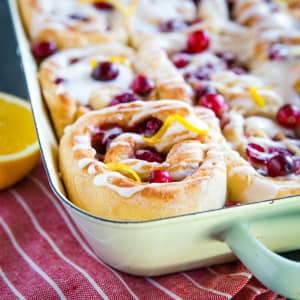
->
[0,161,285,300]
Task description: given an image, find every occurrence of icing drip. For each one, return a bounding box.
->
[52,51,134,105]
[93,171,146,198]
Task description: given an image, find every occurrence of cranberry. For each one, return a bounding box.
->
[199,93,228,118]
[31,41,56,59]
[226,201,241,207]
[186,30,210,54]
[134,117,163,137]
[149,170,172,183]
[294,158,300,175]
[185,64,215,81]
[276,104,300,128]
[91,131,106,155]
[93,2,114,10]
[54,77,65,84]
[172,54,190,68]
[159,19,187,33]
[69,57,81,64]
[268,44,288,61]
[110,91,138,106]
[266,153,295,177]
[91,62,119,81]
[91,126,123,156]
[246,143,268,165]
[131,75,154,96]
[226,0,235,20]
[230,67,247,75]
[69,14,89,21]
[216,51,236,67]
[194,84,216,99]
[134,149,165,163]
[268,147,293,156]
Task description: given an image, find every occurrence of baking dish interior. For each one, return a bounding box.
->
[8,0,300,225]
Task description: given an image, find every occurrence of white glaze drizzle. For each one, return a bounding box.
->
[131,0,196,34]
[50,49,134,105]
[30,0,119,38]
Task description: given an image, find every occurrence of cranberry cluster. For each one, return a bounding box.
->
[91,61,155,105]
[246,143,299,177]
[245,104,300,177]
[170,30,251,118]
[90,117,172,183]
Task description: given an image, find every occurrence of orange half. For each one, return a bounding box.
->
[0,92,40,190]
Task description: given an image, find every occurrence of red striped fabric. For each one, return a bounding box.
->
[0,161,285,300]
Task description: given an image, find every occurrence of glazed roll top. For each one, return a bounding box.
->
[59,100,227,221]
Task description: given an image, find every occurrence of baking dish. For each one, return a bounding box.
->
[8,0,300,298]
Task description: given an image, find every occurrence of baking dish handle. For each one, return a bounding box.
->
[223,222,300,299]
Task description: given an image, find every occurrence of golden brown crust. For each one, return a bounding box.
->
[39,43,193,138]
[38,62,77,137]
[135,41,192,103]
[59,100,227,221]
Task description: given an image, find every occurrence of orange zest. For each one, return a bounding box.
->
[143,114,208,145]
[91,56,130,69]
[248,86,266,108]
[90,58,98,69]
[105,163,142,183]
[108,56,131,67]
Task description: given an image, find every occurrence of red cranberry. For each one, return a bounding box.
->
[91,131,106,155]
[230,67,247,75]
[199,93,228,118]
[110,91,138,106]
[134,117,163,137]
[226,201,241,207]
[194,84,216,99]
[92,62,119,81]
[54,77,65,84]
[276,104,300,128]
[268,147,293,156]
[268,44,288,60]
[226,0,235,19]
[266,153,295,177]
[91,126,123,156]
[69,57,81,64]
[159,19,187,33]
[186,30,210,54]
[131,75,154,96]
[93,2,114,10]
[172,54,190,68]
[31,41,56,59]
[149,170,172,183]
[185,64,215,81]
[294,158,300,175]
[246,143,268,165]
[69,14,89,21]
[134,149,165,163]
[216,51,236,67]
